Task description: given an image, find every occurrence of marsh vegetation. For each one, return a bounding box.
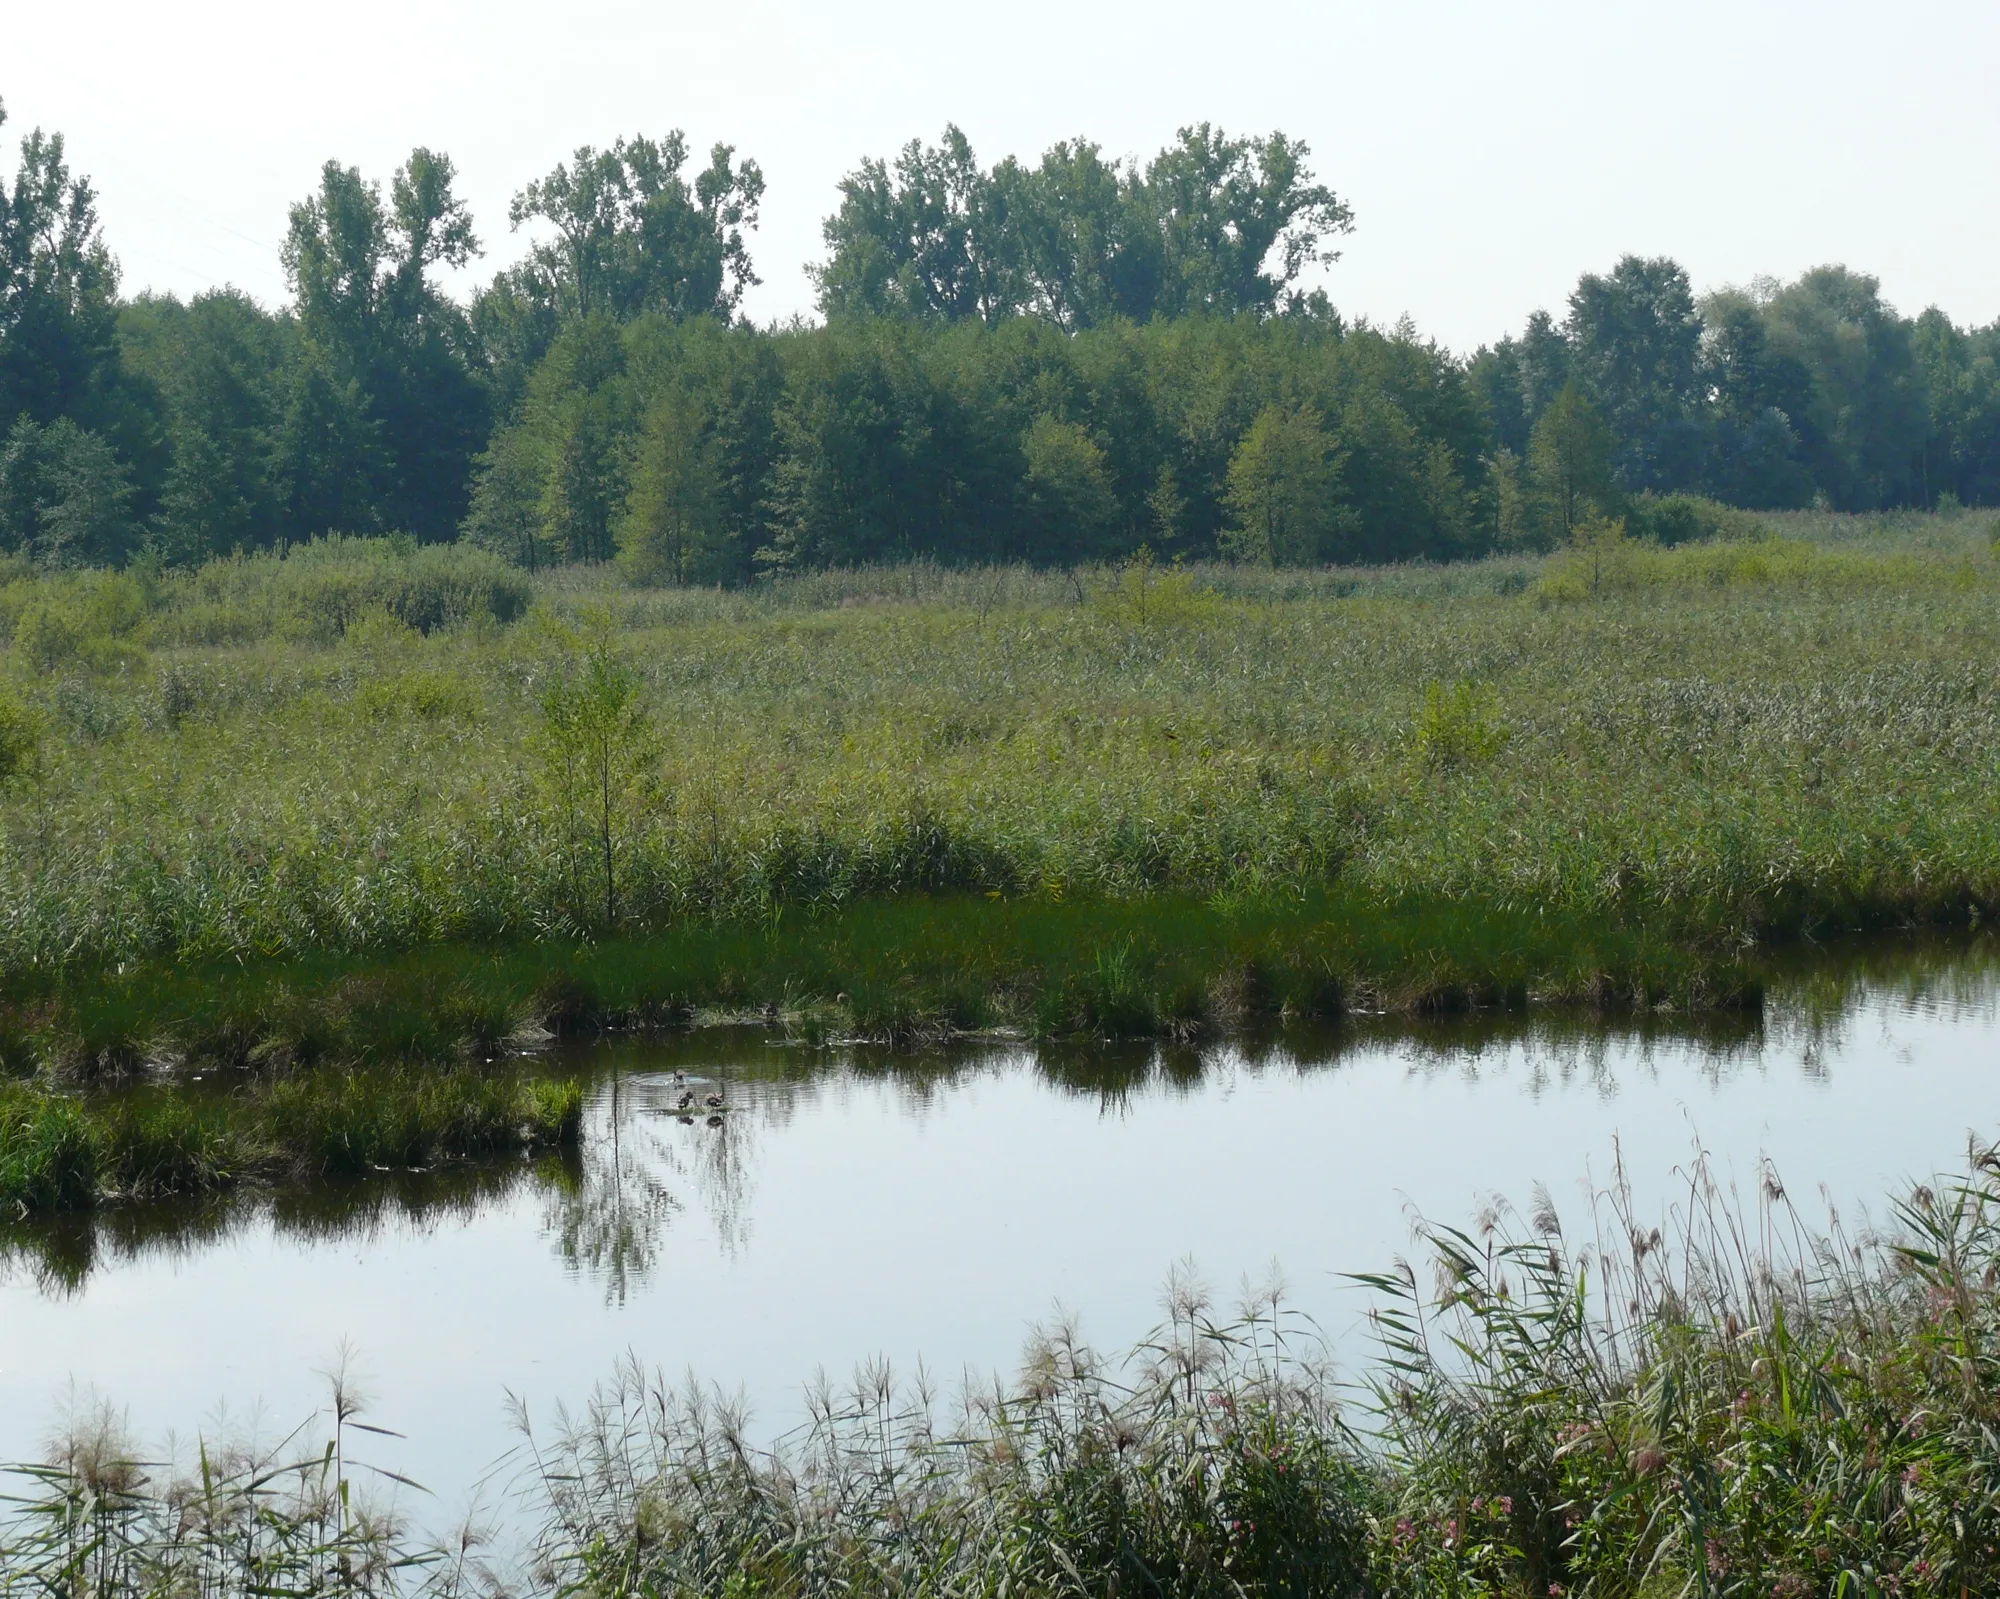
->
[0,512,1996,1210]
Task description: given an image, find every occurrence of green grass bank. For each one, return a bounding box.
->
[0,888,1750,1215]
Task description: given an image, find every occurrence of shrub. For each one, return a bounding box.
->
[0,691,42,785]
[1412,679,1506,769]
[355,667,481,723]
[12,598,87,673]
[1627,491,1769,546]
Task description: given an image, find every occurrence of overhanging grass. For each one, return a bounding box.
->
[0,887,1752,1216]
[2,888,1754,1075]
[0,1070,581,1218]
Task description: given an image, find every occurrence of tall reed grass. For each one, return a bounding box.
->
[5,519,1999,985]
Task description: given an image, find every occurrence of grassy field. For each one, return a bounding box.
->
[1,508,1999,1208]
[7,510,2000,965]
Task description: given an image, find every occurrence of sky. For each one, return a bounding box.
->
[6,0,1997,354]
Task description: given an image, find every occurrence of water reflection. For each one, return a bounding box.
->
[1,935,1993,1302]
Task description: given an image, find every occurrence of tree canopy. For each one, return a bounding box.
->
[2,102,1998,581]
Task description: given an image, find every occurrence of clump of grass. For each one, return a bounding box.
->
[0,1373,500,1596]
[524,1279,1377,1599]
[1363,1143,2000,1598]
[526,1135,2000,1599]
[0,1084,97,1213]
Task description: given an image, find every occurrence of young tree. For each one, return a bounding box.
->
[1221,404,1345,565]
[120,289,287,563]
[1488,448,1533,550]
[0,416,136,565]
[1020,414,1119,565]
[618,389,725,584]
[538,617,657,928]
[1526,383,1617,543]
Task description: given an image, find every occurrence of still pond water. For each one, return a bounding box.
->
[2,946,1999,1523]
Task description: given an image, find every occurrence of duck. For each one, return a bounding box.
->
[675,1090,695,1112]
[704,1091,726,1111]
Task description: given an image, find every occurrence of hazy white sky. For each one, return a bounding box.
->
[7,0,1996,352]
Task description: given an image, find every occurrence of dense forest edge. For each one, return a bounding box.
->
[3,101,1997,584]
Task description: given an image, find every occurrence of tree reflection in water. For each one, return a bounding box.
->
[540,1068,755,1300]
[6,935,1996,1301]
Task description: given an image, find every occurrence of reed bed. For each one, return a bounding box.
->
[10,1137,2000,1597]
[2,519,1999,980]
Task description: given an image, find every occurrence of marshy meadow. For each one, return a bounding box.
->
[3,512,2000,1593]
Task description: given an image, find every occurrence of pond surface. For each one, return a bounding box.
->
[3,946,1999,1529]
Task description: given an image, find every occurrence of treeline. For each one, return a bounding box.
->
[3,102,1998,580]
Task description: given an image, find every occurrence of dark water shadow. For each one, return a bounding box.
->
[5,933,1995,1299]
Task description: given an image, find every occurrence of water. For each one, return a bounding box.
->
[2,946,1998,1534]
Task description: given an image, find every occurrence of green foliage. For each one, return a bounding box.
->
[0,417,139,567]
[0,101,131,458]
[1223,403,1348,564]
[1411,680,1506,769]
[1021,413,1119,563]
[617,387,728,584]
[537,615,658,927]
[1624,489,1769,546]
[354,666,480,722]
[1526,382,1618,542]
[0,689,40,784]
[476,307,1487,575]
[4,569,148,674]
[150,535,531,645]
[1091,547,1219,628]
[280,148,488,544]
[814,122,1352,326]
[507,132,764,324]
